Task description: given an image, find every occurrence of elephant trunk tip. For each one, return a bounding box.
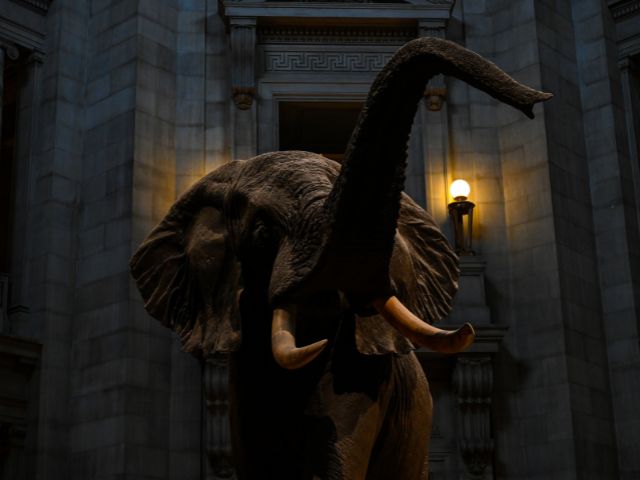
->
[522,91,554,119]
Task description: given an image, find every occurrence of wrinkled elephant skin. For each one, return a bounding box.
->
[130,38,551,479]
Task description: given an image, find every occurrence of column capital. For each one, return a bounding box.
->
[0,40,19,61]
[27,50,45,65]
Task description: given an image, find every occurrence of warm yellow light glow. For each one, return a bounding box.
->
[450,179,471,200]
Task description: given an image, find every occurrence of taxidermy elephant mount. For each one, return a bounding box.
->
[131,38,551,479]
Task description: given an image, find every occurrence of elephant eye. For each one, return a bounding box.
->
[253,218,267,238]
[251,213,282,251]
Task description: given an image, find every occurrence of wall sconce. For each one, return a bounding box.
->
[448,179,475,256]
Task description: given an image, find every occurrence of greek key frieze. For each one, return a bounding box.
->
[258,26,417,45]
[264,51,394,73]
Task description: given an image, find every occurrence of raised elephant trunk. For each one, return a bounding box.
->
[318,37,552,299]
[265,37,551,359]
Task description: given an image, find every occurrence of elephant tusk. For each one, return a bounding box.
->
[271,307,329,370]
[372,296,475,354]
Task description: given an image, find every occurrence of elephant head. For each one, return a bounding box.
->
[130,38,552,368]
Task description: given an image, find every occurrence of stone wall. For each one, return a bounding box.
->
[1,0,639,478]
[19,1,89,478]
[445,1,637,478]
[571,1,640,477]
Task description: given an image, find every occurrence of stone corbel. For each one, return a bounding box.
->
[203,354,236,480]
[419,19,447,111]
[229,17,257,110]
[453,354,494,478]
[449,322,506,479]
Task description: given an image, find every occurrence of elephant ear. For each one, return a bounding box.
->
[130,161,244,358]
[355,193,459,355]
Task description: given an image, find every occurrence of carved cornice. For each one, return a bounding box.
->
[616,32,640,60]
[9,0,52,15]
[258,25,417,44]
[0,17,45,51]
[264,50,394,72]
[223,1,454,21]
[267,0,408,3]
[609,0,640,20]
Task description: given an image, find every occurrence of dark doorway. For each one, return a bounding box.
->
[0,59,19,275]
[278,101,363,162]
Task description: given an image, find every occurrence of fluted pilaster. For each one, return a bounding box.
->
[204,355,236,480]
[230,18,257,110]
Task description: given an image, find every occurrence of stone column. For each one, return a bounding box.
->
[203,355,236,480]
[0,41,19,334]
[9,51,43,337]
[229,17,257,160]
[619,56,640,234]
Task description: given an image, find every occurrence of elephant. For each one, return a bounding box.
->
[130,38,551,479]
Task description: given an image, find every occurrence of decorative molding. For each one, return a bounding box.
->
[264,51,393,72]
[267,0,408,3]
[223,2,454,20]
[609,0,640,20]
[453,355,494,478]
[203,355,236,480]
[0,17,45,52]
[9,0,52,14]
[616,33,640,60]
[258,25,417,45]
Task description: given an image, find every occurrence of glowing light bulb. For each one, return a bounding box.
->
[450,179,471,201]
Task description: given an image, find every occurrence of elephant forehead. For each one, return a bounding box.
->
[237,151,339,217]
[242,151,338,190]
